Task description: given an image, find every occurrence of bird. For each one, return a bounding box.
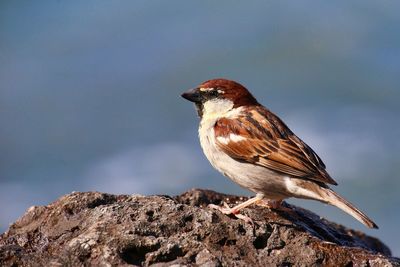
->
[181,78,378,229]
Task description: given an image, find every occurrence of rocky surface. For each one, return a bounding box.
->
[0,189,398,266]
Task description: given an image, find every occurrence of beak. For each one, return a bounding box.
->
[181,88,202,103]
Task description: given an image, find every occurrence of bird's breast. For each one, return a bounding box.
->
[198,116,287,198]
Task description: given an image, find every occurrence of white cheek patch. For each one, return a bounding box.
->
[202,99,234,117]
[217,134,246,145]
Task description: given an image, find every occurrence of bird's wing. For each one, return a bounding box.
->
[214,106,337,185]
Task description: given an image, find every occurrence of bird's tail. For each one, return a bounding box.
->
[320,188,378,229]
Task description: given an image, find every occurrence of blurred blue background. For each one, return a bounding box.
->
[1,1,399,256]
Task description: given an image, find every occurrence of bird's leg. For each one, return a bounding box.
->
[208,194,264,223]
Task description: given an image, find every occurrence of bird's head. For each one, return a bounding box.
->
[181,78,258,118]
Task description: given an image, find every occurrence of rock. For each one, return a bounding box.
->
[0,189,398,266]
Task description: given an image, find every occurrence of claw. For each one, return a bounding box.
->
[233,213,254,224]
[207,194,264,224]
[208,203,232,214]
[222,202,231,209]
[208,203,253,223]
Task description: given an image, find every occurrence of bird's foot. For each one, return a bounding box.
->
[208,202,254,224]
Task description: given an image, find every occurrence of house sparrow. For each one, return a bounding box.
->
[181,78,378,229]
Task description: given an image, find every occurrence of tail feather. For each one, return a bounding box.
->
[322,188,378,229]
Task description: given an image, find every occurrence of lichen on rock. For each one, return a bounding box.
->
[0,189,399,266]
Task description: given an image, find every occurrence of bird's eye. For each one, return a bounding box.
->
[210,90,219,97]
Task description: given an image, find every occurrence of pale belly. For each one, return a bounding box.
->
[199,123,291,200]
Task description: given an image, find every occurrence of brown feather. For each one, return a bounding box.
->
[214,106,338,185]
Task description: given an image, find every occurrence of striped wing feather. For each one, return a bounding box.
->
[214,106,337,185]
